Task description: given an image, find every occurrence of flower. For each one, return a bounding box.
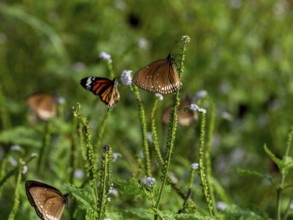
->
[22,165,28,174]
[217,201,227,211]
[121,70,132,86]
[181,35,191,43]
[113,152,121,162]
[141,177,156,186]
[147,132,153,143]
[191,162,199,170]
[99,51,112,63]
[155,93,163,101]
[10,144,22,151]
[109,186,119,196]
[194,90,208,100]
[189,104,207,114]
[74,169,85,179]
[138,38,149,48]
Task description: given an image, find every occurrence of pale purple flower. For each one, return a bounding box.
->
[138,38,149,48]
[217,201,227,211]
[141,177,156,186]
[56,96,66,105]
[155,93,163,101]
[112,152,121,162]
[74,169,85,179]
[189,104,206,114]
[194,90,208,100]
[10,144,22,151]
[121,70,132,86]
[99,51,112,63]
[191,163,199,170]
[109,186,119,196]
[22,165,28,174]
[147,132,153,143]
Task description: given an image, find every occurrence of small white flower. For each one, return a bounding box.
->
[155,93,163,101]
[189,104,206,114]
[290,204,293,209]
[181,35,190,43]
[109,186,119,196]
[120,70,132,86]
[191,163,199,170]
[22,165,28,174]
[104,218,111,220]
[10,144,22,151]
[112,152,121,162]
[74,169,85,179]
[138,38,149,48]
[9,156,17,166]
[194,90,208,100]
[147,132,153,143]
[141,177,156,186]
[56,96,66,105]
[217,201,227,211]
[107,197,111,202]
[99,51,112,63]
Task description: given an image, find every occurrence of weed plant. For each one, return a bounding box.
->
[1,1,293,220]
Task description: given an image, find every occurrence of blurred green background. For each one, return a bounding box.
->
[1,0,293,219]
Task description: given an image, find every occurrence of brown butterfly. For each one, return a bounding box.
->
[132,54,180,94]
[80,77,120,110]
[25,180,69,220]
[27,93,57,121]
[162,99,198,126]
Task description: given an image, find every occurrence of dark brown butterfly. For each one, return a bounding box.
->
[162,99,198,126]
[80,77,120,110]
[132,54,180,94]
[25,180,69,220]
[27,93,57,121]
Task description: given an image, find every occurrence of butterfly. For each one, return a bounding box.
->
[27,93,57,121]
[80,77,120,110]
[132,54,180,94]
[162,98,198,126]
[25,180,69,220]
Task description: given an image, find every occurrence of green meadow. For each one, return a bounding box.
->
[0,1,293,219]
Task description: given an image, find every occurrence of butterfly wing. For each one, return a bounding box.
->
[27,93,57,120]
[133,55,180,94]
[162,99,197,126]
[25,180,68,220]
[80,77,120,109]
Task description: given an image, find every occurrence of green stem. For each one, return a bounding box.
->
[198,113,215,216]
[132,85,151,177]
[96,110,110,151]
[155,36,190,215]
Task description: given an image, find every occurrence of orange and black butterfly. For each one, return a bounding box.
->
[162,98,198,126]
[25,180,69,220]
[27,93,57,121]
[132,54,180,94]
[80,77,120,110]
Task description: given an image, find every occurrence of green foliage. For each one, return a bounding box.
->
[1,0,293,219]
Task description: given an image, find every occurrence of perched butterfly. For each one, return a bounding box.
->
[27,93,57,121]
[80,77,120,110]
[162,99,198,126]
[25,180,69,220]
[132,54,180,94]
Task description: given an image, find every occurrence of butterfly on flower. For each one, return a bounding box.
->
[132,54,180,94]
[80,77,120,110]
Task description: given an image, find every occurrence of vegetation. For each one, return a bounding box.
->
[0,1,293,219]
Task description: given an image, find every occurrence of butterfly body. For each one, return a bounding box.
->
[80,77,120,110]
[133,54,180,94]
[25,180,68,220]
